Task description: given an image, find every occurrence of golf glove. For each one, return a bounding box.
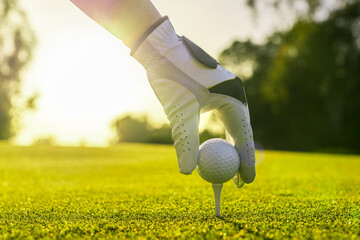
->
[131,16,255,186]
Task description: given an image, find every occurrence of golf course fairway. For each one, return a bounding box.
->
[0,142,359,239]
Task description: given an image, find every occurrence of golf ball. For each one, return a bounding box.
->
[197,138,240,184]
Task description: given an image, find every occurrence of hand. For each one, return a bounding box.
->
[132,19,255,186]
[149,70,256,186]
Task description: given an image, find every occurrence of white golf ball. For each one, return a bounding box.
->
[197,138,240,184]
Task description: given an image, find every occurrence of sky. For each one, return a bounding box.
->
[15,0,292,146]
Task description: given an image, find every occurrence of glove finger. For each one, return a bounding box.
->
[150,78,200,175]
[170,104,200,175]
[214,101,256,183]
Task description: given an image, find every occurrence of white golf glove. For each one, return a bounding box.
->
[131,16,255,186]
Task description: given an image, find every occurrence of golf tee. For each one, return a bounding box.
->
[212,183,223,217]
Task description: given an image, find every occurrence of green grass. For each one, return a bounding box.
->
[0,142,359,239]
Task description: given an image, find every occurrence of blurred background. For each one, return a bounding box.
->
[1,0,359,153]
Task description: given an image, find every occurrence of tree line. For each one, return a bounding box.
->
[111,114,225,145]
[219,2,360,152]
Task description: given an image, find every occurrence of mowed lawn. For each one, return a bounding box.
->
[0,142,359,239]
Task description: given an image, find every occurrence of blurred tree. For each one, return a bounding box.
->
[220,2,360,152]
[32,135,57,146]
[199,113,226,144]
[199,129,226,144]
[112,115,152,143]
[112,113,226,144]
[112,114,173,144]
[0,0,35,139]
[246,0,354,22]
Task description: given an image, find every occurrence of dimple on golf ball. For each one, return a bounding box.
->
[197,138,240,184]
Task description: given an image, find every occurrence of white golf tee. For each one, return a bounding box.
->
[212,183,223,217]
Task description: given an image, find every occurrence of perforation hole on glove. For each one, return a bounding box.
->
[172,106,190,153]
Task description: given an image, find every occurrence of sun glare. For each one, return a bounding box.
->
[15,23,163,146]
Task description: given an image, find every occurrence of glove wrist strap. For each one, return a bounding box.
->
[130,15,169,56]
